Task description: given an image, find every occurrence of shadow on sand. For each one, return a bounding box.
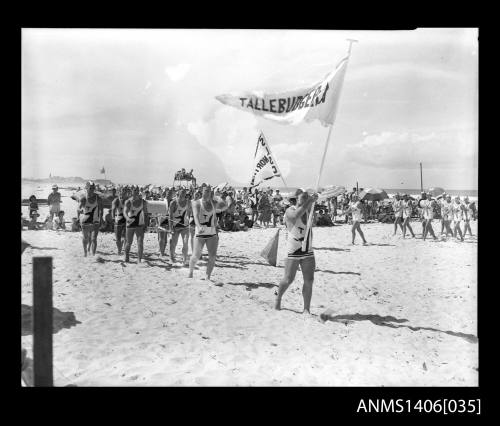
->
[313,247,351,252]
[317,269,361,276]
[320,312,478,344]
[21,304,81,336]
[27,246,61,251]
[226,281,278,290]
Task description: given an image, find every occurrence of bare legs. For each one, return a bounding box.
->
[351,221,367,245]
[275,256,315,314]
[158,230,167,256]
[463,219,473,237]
[205,236,218,279]
[402,217,415,238]
[136,227,144,261]
[82,225,92,256]
[453,221,464,241]
[114,224,126,254]
[393,216,404,235]
[90,224,99,255]
[423,219,437,241]
[124,227,145,262]
[442,220,454,238]
[170,228,190,264]
[188,235,219,280]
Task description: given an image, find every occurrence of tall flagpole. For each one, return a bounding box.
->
[302,39,357,251]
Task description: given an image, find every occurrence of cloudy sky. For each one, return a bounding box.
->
[22,28,478,189]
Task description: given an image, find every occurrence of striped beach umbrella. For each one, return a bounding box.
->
[358,188,389,202]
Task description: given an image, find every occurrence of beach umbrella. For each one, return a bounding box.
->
[358,188,389,202]
[318,186,346,201]
[428,187,445,197]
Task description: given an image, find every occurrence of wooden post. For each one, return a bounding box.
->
[420,162,423,193]
[33,257,53,387]
[356,181,359,195]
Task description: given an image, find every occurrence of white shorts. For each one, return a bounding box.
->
[50,205,60,214]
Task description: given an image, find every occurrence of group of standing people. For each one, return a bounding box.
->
[418,193,476,242]
[75,181,229,283]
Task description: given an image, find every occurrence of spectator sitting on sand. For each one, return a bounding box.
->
[53,210,66,230]
[28,195,39,218]
[43,214,53,230]
[71,217,81,232]
[316,209,334,227]
[27,212,41,230]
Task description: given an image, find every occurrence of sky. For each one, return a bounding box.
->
[22,28,478,190]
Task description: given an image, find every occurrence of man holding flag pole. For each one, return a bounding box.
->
[216,38,357,315]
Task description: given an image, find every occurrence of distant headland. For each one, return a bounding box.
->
[22,176,114,186]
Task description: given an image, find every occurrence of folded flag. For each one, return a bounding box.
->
[260,229,280,267]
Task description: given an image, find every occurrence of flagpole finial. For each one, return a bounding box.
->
[346,39,359,55]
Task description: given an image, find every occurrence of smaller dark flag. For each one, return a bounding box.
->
[260,229,280,267]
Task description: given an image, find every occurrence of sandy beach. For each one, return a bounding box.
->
[21,220,478,386]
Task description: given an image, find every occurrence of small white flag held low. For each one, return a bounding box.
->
[249,131,287,188]
[216,56,348,127]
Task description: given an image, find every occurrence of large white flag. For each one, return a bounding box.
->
[249,132,281,187]
[216,57,348,126]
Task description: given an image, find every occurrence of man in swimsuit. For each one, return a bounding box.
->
[452,196,465,242]
[123,186,149,263]
[392,194,404,236]
[169,188,192,265]
[462,196,474,237]
[345,194,368,245]
[419,192,438,241]
[77,181,103,256]
[156,194,170,257]
[401,194,416,238]
[188,185,227,283]
[275,190,318,315]
[48,184,62,222]
[111,186,127,254]
[188,190,202,253]
[440,195,455,239]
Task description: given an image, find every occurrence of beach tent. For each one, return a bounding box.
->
[358,188,389,202]
[318,186,346,201]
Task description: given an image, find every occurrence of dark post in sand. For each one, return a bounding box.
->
[33,257,53,387]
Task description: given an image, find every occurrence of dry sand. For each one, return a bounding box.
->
[21,220,478,386]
